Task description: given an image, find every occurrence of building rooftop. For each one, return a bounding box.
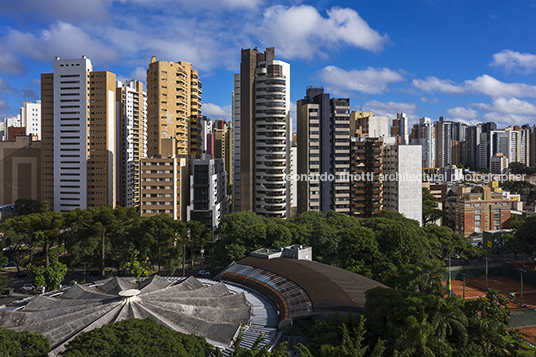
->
[0,275,278,356]
[224,257,386,317]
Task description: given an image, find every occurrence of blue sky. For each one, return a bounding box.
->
[2,0,536,129]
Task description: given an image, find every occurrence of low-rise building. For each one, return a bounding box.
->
[446,185,511,237]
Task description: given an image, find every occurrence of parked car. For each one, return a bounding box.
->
[15,272,30,279]
[21,284,36,292]
[198,270,210,276]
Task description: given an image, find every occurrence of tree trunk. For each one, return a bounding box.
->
[158,245,161,275]
[101,228,106,278]
[182,244,186,277]
[44,236,49,268]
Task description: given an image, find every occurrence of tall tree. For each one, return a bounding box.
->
[0,228,29,272]
[14,198,47,216]
[141,214,185,275]
[422,188,443,227]
[65,206,138,277]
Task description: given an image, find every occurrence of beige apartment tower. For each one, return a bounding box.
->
[146,57,202,162]
[41,56,117,211]
[140,138,189,220]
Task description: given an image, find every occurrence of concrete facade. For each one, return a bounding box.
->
[383,144,423,224]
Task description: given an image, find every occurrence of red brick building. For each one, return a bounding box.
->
[446,185,511,237]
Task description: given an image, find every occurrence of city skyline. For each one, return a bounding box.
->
[1,1,536,129]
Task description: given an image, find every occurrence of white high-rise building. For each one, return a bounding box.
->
[411,116,435,168]
[21,101,41,140]
[233,48,292,218]
[0,121,5,141]
[116,79,147,208]
[5,115,22,128]
[383,144,422,224]
[254,58,291,218]
[41,56,117,211]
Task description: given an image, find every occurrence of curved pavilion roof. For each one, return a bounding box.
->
[0,275,252,356]
[223,257,387,318]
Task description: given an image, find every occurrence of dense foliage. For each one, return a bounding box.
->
[0,207,203,277]
[209,210,479,291]
[60,318,216,357]
[29,255,68,291]
[0,328,50,357]
[364,288,517,356]
[508,162,536,176]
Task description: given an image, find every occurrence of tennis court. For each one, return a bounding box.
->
[448,276,536,310]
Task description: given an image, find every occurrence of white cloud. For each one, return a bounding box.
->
[413,74,536,98]
[356,100,418,121]
[0,77,16,94]
[4,22,119,65]
[412,76,466,94]
[120,0,262,11]
[0,46,25,75]
[129,67,147,83]
[477,97,536,115]
[465,75,536,98]
[203,103,232,120]
[445,106,479,120]
[319,66,404,95]
[256,5,388,59]
[420,96,438,104]
[491,49,536,74]
[481,112,535,126]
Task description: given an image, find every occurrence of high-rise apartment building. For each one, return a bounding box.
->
[461,125,477,170]
[146,57,202,161]
[233,47,292,218]
[435,117,452,167]
[350,137,383,218]
[213,120,233,183]
[21,101,41,140]
[411,117,435,168]
[383,144,422,224]
[296,87,350,215]
[41,56,117,212]
[116,80,147,208]
[490,153,508,174]
[391,113,409,145]
[350,112,389,138]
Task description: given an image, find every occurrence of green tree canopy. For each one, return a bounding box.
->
[60,318,216,357]
[14,198,47,216]
[29,255,67,291]
[0,328,50,357]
